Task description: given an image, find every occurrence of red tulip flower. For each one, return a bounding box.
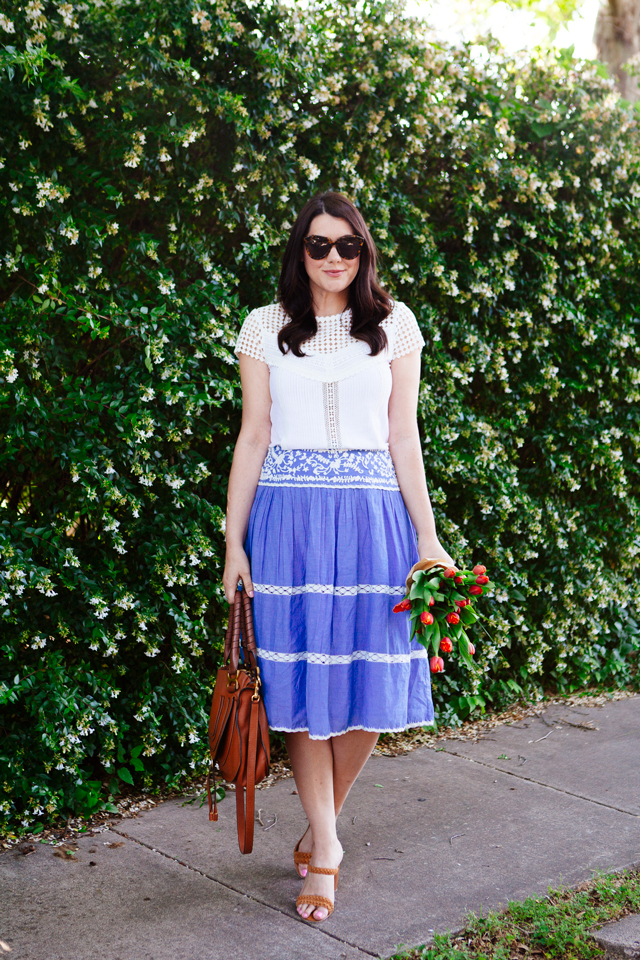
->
[393,598,412,613]
[475,575,490,585]
[420,610,434,625]
[430,655,445,673]
[468,642,475,655]
[469,585,483,596]
[455,598,469,608]
[445,611,460,625]
[454,575,464,585]
[444,567,456,578]
[440,637,453,653]
[473,565,486,575]
[428,595,435,607]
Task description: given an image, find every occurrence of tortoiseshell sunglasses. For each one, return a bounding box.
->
[303,234,365,260]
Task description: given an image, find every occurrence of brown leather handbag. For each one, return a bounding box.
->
[207,586,270,854]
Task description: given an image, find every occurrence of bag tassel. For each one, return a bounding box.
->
[207,762,218,822]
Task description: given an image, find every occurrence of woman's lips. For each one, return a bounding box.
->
[324,270,344,277]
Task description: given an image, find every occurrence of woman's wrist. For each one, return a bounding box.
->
[225,544,246,559]
[416,533,442,550]
[225,530,246,551]
[416,536,454,565]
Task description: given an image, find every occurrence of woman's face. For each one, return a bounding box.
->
[302,213,361,304]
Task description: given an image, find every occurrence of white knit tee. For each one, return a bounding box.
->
[234,301,425,451]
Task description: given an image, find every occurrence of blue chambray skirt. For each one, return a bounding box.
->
[244,445,434,739]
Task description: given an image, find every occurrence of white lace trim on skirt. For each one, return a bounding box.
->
[256,647,428,664]
[253,582,404,596]
[269,720,436,739]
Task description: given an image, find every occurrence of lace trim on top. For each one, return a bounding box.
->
[322,381,341,448]
[234,301,424,370]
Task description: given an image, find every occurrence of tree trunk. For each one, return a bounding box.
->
[594,0,640,101]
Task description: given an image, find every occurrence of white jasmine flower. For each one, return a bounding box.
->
[165,475,185,489]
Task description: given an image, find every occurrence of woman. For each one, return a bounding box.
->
[223,192,454,923]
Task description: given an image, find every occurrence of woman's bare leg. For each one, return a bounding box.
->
[285,730,379,919]
[332,729,379,815]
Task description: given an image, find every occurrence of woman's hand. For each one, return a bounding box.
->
[417,536,456,570]
[222,545,254,604]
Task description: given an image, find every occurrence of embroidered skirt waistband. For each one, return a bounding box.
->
[258,445,400,490]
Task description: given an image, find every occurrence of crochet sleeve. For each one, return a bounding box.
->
[392,302,425,360]
[235,309,266,363]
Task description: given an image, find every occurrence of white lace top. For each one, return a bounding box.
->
[235,301,424,451]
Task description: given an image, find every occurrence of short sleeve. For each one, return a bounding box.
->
[235,309,266,363]
[392,302,425,360]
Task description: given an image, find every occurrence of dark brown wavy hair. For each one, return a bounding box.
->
[277,192,392,357]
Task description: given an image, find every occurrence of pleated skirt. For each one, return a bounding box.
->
[244,445,434,739]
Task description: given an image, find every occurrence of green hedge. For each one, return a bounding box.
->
[1,0,639,834]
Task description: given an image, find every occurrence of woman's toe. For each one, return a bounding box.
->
[314,907,328,921]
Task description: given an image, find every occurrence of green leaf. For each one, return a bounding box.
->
[117,766,134,786]
[460,605,478,624]
[530,121,557,139]
[431,620,441,657]
[458,637,474,671]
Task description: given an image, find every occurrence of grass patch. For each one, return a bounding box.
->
[391,869,640,960]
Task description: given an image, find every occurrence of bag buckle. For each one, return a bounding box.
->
[251,666,261,702]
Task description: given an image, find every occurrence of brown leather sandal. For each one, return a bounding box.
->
[296,865,339,923]
[293,831,312,877]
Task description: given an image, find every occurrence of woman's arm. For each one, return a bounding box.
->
[388,350,456,568]
[222,353,272,603]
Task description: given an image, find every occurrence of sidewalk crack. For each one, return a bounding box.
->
[109,827,379,958]
[441,751,640,817]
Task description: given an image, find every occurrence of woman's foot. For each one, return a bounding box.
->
[296,840,343,922]
[294,825,312,878]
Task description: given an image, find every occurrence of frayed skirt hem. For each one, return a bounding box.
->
[268,720,436,740]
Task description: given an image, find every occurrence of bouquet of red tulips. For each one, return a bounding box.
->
[393,559,490,674]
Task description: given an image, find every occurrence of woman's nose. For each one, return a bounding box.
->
[325,245,342,263]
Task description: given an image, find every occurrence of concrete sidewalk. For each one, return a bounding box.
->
[2,696,639,960]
